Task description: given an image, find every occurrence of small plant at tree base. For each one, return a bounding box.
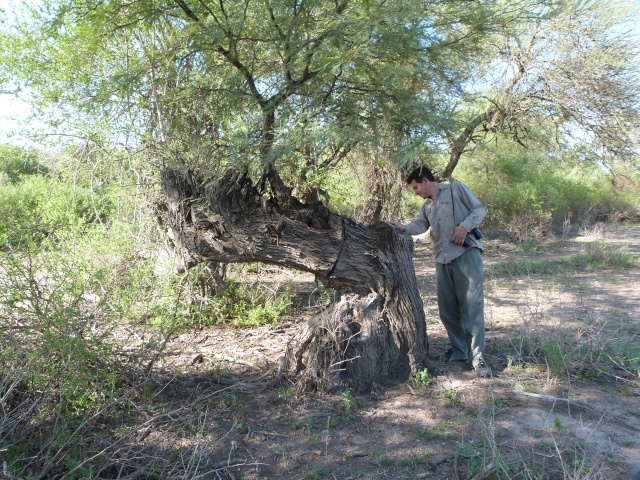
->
[410,369,432,389]
[341,390,359,413]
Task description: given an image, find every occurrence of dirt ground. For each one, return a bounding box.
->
[142,223,640,480]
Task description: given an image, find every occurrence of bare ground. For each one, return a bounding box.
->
[136,223,640,480]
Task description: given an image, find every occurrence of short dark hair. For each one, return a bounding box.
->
[406,166,435,184]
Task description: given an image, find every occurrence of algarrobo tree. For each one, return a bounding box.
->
[161,167,428,391]
[438,0,640,180]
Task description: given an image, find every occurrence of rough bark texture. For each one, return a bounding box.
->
[160,167,429,392]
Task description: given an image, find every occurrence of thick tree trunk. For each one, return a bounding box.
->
[160,167,429,392]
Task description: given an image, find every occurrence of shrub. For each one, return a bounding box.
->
[0,175,112,249]
[195,277,292,328]
[459,150,637,238]
[121,260,294,332]
[0,143,47,184]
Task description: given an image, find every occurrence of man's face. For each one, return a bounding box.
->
[409,179,431,199]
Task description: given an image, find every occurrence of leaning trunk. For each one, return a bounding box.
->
[160,167,429,392]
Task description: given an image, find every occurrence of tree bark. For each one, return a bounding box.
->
[358,163,403,226]
[160,167,429,392]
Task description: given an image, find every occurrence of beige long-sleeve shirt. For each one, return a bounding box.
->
[404,182,486,264]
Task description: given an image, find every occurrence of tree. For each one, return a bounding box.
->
[1,0,531,172]
[438,0,640,180]
[160,166,429,391]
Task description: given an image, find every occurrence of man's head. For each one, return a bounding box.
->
[406,166,438,199]
[406,166,436,184]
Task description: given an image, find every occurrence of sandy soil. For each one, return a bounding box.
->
[141,223,640,480]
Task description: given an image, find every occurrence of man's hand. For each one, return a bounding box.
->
[386,221,406,232]
[451,225,468,245]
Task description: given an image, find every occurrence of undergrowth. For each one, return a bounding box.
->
[489,242,637,276]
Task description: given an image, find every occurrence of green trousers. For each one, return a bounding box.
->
[435,247,485,362]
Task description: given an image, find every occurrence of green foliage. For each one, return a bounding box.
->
[605,338,640,379]
[459,143,638,237]
[415,428,441,442]
[493,399,508,409]
[0,143,47,183]
[441,389,461,406]
[303,465,330,480]
[321,163,362,218]
[340,390,360,414]
[0,172,112,250]
[538,442,554,453]
[410,369,432,389]
[552,416,566,433]
[490,242,637,276]
[1,0,557,187]
[193,277,292,329]
[0,239,121,416]
[577,243,636,271]
[542,339,566,377]
[108,256,293,331]
[0,150,127,416]
[0,149,161,477]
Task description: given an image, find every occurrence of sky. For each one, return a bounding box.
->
[0,0,39,146]
[0,95,37,147]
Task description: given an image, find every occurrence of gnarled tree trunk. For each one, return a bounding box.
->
[160,167,429,392]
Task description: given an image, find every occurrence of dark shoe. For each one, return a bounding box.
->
[473,354,492,378]
[442,348,468,363]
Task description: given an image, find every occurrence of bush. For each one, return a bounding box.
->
[0,228,128,478]
[177,275,292,329]
[458,148,637,239]
[0,174,113,250]
[0,143,47,184]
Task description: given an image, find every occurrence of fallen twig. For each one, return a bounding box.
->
[512,390,595,415]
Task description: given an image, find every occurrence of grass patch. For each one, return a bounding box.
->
[415,427,441,442]
[441,389,462,406]
[489,242,636,276]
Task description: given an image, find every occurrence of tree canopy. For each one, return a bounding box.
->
[1,0,638,191]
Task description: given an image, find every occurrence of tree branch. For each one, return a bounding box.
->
[174,0,200,21]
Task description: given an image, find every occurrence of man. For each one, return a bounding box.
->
[387,166,491,378]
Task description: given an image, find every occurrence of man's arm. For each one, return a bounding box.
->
[387,202,430,235]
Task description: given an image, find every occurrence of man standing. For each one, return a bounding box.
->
[387,166,491,378]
